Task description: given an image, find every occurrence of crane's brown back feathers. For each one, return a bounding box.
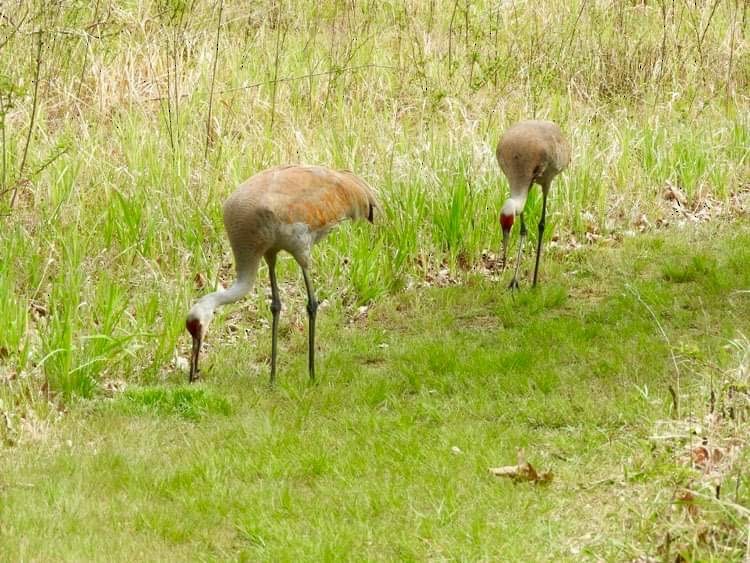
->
[221,165,378,270]
[496,120,571,192]
[226,165,377,228]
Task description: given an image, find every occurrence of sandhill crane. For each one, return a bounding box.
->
[186,165,378,384]
[496,120,571,289]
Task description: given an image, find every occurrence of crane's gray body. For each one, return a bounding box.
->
[496,120,570,210]
[223,165,377,275]
[186,165,378,383]
[496,120,571,288]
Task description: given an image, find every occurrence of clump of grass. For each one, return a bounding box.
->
[0,223,748,560]
[608,333,750,561]
[662,254,718,284]
[113,386,232,420]
[717,333,750,423]
[0,0,747,403]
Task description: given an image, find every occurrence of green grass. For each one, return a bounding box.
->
[1,222,749,560]
[0,1,749,559]
[113,386,232,420]
[0,0,748,397]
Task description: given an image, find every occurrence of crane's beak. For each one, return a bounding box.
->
[189,333,201,383]
[501,227,510,271]
[186,318,202,383]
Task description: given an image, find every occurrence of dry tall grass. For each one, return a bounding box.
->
[0,0,747,398]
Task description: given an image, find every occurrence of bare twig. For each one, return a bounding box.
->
[323,0,340,110]
[725,0,738,109]
[172,22,180,148]
[447,0,459,79]
[0,93,7,193]
[11,28,43,209]
[559,0,589,61]
[146,64,398,103]
[165,50,175,151]
[0,145,68,202]
[0,7,29,51]
[269,3,288,131]
[75,0,100,100]
[698,0,722,49]
[204,0,224,162]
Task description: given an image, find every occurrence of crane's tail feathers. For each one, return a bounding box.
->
[340,169,380,223]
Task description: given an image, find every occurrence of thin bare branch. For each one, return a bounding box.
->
[204,0,224,162]
[11,28,43,209]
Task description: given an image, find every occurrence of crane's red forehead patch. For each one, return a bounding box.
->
[500,213,514,231]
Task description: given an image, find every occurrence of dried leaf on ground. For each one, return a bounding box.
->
[690,445,725,471]
[489,462,553,484]
[663,182,687,206]
[489,450,553,484]
[674,489,700,517]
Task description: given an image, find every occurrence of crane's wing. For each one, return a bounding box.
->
[247,165,377,231]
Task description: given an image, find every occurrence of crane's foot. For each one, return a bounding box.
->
[508,278,520,291]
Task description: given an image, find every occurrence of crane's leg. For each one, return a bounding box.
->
[508,213,526,290]
[301,268,318,381]
[266,253,282,384]
[532,189,549,287]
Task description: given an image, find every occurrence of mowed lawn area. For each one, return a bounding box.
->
[1,0,748,560]
[2,221,749,561]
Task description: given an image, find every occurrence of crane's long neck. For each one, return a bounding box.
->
[509,191,528,215]
[197,255,260,315]
[505,174,532,215]
[502,192,528,218]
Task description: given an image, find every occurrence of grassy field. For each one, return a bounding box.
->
[1,0,749,560]
[2,222,750,560]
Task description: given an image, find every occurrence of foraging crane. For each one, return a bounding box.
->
[496,120,571,289]
[186,165,378,384]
